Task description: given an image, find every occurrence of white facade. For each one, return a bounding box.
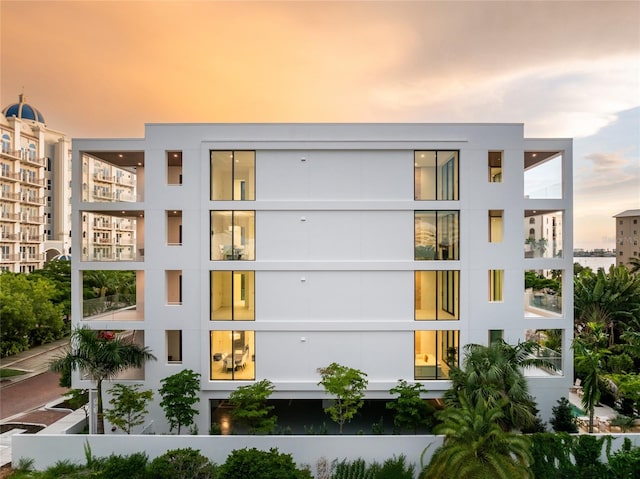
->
[71,123,573,433]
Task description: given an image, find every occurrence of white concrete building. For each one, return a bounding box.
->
[1,94,72,271]
[71,123,573,433]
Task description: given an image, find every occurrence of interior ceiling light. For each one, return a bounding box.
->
[532,153,537,157]
[118,154,123,158]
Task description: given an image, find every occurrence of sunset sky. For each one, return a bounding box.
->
[1,0,638,250]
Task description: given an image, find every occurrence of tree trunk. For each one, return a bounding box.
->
[588,407,595,434]
[97,379,105,434]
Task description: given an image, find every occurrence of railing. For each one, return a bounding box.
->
[20,195,45,205]
[0,253,20,261]
[529,291,562,313]
[21,214,46,224]
[21,233,45,242]
[21,155,47,167]
[0,171,20,181]
[0,191,20,201]
[20,175,45,186]
[0,233,19,241]
[81,251,143,262]
[0,212,20,221]
[20,253,45,261]
[82,294,137,319]
[530,344,563,376]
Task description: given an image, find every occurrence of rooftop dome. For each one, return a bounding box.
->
[2,94,45,123]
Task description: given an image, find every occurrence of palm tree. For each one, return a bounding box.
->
[628,257,640,275]
[50,327,156,434]
[444,339,556,431]
[421,396,533,479]
[572,337,609,433]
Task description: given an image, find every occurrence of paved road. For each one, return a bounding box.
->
[0,371,70,420]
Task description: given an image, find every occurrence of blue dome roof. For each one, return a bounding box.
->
[2,94,45,123]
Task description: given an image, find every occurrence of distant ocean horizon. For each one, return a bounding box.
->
[573,256,617,271]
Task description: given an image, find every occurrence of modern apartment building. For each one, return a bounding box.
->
[614,209,640,267]
[1,94,72,272]
[71,123,573,432]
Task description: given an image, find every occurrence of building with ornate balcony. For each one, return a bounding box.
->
[71,123,573,433]
[1,94,72,272]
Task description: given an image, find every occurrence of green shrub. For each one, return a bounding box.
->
[146,448,217,479]
[39,460,86,478]
[97,452,148,479]
[332,458,373,479]
[608,438,640,478]
[217,447,311,479]
[373,455,415,479]
[549,397,578,433]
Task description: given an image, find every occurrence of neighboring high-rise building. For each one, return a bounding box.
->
[1,94,72,272]
[71,123,573,432]
[614,209,640,267]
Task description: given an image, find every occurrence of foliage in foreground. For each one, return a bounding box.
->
[329,455,415,479]
[227,379,277,434]
[317,362,368,433]
[158,369,201,434]
[217,447,311,479]
[421,396,533,479]
[8,438,640,479]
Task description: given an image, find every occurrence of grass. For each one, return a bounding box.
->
[0,368,26,379]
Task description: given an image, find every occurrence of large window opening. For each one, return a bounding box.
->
[524,151,562,199]
[414,150,459,200]
[167,151,182,185]
[524,269,562,318]
[524,329,563,376]
[166,330,182,363]
[210,330,255,380]
[210,211,255,260]
[210,151,255,201]
[415,211,459,260]
[525,210,563,258]
[210,271,255,321]
[414,330,459,379]
[415,270,459,320]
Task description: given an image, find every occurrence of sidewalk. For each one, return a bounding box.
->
[0,338,70,389]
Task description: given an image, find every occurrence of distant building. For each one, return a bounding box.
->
[72,123,573,432]
[0,94,72,272]
[614,209,640,267]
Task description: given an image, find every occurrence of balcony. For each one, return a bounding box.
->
[0,171,20,182]
[21,213,45,224]
[81,270,144,322]
[0,191,20,202]
[21,155,46,168]
[81,211,143,262]
[0,211,20,221]
[21,233,45,243]
[82,151,144,203]
[20,173,45,187]
[20,195,45,205]
[0,232,19,241]
[0,253,20,262]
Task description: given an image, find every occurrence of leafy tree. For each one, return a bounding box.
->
[217,447,312,479]
[0,272,65,356]
[50,327,156,434]
[105,383,153,434]
[29,258,72,318]
[421,396,533,479]
[549,396,578,433]
[317,362,368,433]
[573,337,609,433]
[443,339,555,431]
[228,379,277,434]
[147,448,217,479]
[628,257,640,274]
[608,437,640,477]
[159,369,201,434]
[386,380,434,433]
[574,265,640,340]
